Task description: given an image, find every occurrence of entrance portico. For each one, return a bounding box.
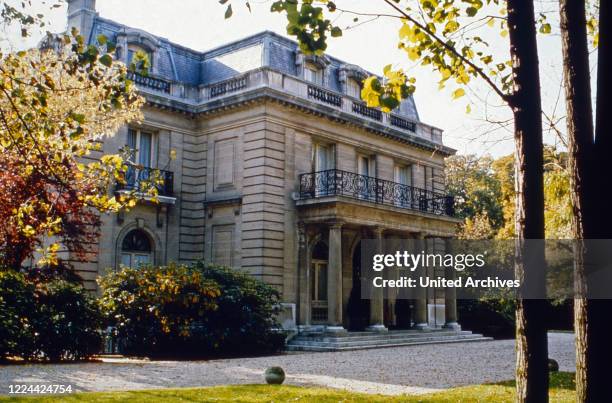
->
[296,195,461,334]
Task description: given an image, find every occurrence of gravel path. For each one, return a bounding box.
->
[0,332,574,395]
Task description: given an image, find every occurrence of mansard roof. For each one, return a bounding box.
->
[88,18,420,121]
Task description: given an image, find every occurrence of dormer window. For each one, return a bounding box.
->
[339,64,368,98]
[304,62,323,85]
[347,78,362,99]
[297,52,330,86]
[117,29,161,75]
[127,44,152,71]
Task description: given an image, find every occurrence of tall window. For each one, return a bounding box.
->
[347,78,362,99]
[424,166,435,191]
[357,154,376,200]
[357,154,375,177]
[127,128,153,168]
[126,128,154,191]
[311,240,328,323]
[313,143,335,172]
[121,230,153,268]
[394,164,412,186]
[394,164,413,207]
[304,62,323,85]
[313,143,335,197]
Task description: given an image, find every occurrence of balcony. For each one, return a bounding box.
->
[209,75,249,98]
[116,167,174,198]
[126,71,171,94]
[299,169,455,217]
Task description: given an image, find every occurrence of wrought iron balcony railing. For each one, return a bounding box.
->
[299,169,455,217]
[116,167,174,197]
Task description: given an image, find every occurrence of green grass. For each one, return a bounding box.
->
[0,372,575,403]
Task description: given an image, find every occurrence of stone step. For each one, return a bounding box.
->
[296,330,474,343]
[288,333,487,348]
[286,335,493,352]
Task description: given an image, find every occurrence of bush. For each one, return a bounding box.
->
[458,299,516,338]
[0,270,37,360]
[0,269,103,362]
[191,262,285,356]
[98,263,221,358]
[33,279,103,361]
[98,262,285,358]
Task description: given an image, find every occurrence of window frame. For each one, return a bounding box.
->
[346,78,362,99]
[127,44,153,70]
[304,62,324,85]
[127,128,156,169]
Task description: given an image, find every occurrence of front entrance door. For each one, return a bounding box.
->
[347,242,370,330]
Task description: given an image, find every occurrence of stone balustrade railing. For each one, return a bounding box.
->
[130,67,443,144]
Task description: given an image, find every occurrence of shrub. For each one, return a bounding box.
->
[98,263,221,358]
[0,270,37,360]
[191,262,285,356]
[33,279,103,361]
[0,268,103,362]
[98,262,285,358]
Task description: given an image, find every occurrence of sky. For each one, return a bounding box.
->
[5,0,588,158]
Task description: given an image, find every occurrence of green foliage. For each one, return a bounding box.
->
[98,263,285,359]
[32,277,103,361]
[447,147,570,241]
[0,270,36,360]
[191,262,285,356]
[446,155,504,233]
[0,27,146,268]
[0,268,103,362]
[98,263,220,358]
[270,0,341,55]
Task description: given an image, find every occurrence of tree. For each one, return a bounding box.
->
[447,149,569,241]
[445,154,504,232]
[559,0,612,400]
[0,29,147,269]
[241,1,549,399]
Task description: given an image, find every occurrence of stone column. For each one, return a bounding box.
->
[413,233,429,329]
[368,227,388,332]
[443,238,461,330]
[297,223,310,328]
[327,222,346,333]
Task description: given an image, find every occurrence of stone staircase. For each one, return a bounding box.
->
[286,329,492,352]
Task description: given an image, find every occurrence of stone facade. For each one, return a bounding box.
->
[66,0,460,332]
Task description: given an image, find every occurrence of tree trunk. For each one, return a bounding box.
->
[577,1,612,401]
[506,1,548,402]
[559,1,596,401]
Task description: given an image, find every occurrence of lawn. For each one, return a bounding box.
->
[0,372,575,402]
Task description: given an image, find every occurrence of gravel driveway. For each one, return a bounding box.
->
[0,332,574,396]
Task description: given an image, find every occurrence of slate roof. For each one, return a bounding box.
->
[89,16,420,121]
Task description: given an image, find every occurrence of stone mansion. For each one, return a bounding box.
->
[66,0,462,334]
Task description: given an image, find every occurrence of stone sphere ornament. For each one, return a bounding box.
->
[264,366,286,385]
[548,358,559,372]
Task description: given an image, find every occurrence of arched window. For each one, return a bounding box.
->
[120,229,153,268]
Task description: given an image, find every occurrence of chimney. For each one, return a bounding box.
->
[67,0,97,40]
